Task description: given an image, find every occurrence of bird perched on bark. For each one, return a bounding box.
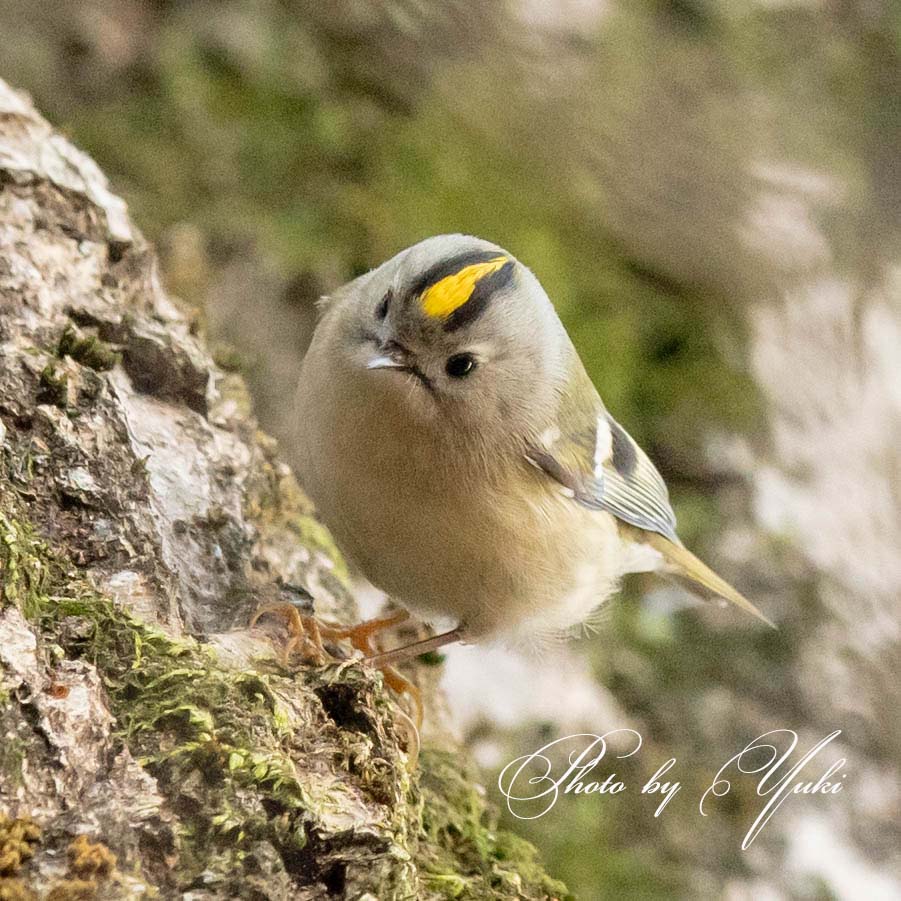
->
[255,234,772,726]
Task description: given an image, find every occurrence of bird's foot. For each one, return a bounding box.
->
[249,602,337,666]
[249,604,423,760]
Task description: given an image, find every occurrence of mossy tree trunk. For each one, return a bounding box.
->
[0,80,567,901]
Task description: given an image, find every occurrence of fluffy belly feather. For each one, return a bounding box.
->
[295,354,623,644]
[302,433,622,643]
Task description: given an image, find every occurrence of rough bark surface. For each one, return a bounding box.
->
[0,80,566,901]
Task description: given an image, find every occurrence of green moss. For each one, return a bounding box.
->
[0,513,54,620]
[416,750,570,901]
[57,324,121,372]
[0,737,26,789]
[59,616,311,880]
[211,342,248,374]
[38,363,69,408]
[0,508,312,888]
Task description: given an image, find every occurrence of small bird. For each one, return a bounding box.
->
[269,235,771,711]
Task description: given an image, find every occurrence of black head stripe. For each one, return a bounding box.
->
[408,249,508,301]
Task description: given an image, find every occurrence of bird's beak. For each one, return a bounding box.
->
[366,341,435,393]
[367,340,412,371]
[366,355,406,371]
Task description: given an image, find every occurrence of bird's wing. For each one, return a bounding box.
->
[525,360,775,628]
[526,362,679,542]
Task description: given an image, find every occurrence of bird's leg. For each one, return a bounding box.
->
[365,626,464,668]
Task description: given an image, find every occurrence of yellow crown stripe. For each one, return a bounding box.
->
[420,256,509,319]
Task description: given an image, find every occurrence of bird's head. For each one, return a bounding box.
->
[336,234,570,441]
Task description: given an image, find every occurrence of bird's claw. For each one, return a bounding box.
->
[249,603,423,764]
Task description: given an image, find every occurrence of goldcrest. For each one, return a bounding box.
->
[293,235,772,663]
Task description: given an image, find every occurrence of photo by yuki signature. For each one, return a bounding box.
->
[497,728,847,849]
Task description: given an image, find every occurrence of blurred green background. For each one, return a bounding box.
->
[2,1,897,898]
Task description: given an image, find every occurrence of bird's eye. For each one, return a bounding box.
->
[375,290,391,320]
[445,353,477,378]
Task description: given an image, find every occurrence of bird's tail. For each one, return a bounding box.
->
[644,532,776,629]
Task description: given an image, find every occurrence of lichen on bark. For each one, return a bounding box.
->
[0,78,566,899]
